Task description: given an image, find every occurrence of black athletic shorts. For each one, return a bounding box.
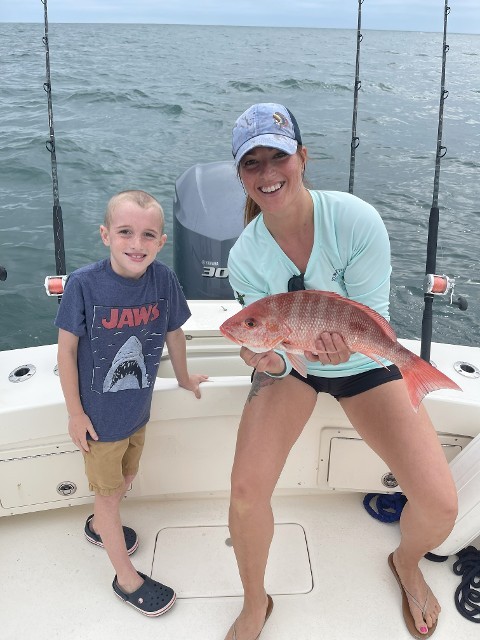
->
[288,364,403,400]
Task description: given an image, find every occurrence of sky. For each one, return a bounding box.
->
[2,0,479,34]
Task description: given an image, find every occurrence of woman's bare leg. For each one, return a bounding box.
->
[224,373,317,640]
[340,379,457,635]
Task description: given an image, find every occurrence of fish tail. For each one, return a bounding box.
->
[399,353,462,412]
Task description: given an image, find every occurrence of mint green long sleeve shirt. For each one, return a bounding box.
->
[227,190,393,378]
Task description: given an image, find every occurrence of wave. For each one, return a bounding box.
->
[277,78,351,92]
[134,103,184,115]
[228,81,265,93]
[1,23,479,351]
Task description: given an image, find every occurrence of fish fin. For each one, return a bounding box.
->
[362,352,390,370]
[244,335,289,352]
[263,327,292,351]
[300,290,398,342]
[286,353,308,378]
[398,350,462,412]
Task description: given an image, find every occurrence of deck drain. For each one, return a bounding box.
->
[453,361,480,379]
[9,364,36,383]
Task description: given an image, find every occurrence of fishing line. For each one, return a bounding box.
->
[420,1,467,363]
[348,0,364,194]
[41,0,66,298]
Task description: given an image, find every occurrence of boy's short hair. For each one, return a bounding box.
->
[104,190,164,232]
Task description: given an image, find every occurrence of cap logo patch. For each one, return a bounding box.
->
[272,112,289,128]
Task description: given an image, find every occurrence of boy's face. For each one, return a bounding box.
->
[100,201,167,279]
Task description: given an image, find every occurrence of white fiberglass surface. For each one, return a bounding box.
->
[2,493,479,640]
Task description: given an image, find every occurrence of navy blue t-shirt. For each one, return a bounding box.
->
[55,258,191,441]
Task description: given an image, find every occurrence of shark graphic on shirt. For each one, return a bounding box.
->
[102,335,149,393]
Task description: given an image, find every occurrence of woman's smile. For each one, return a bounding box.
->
[259,182,284,194]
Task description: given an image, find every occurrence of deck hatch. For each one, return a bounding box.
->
[151,523,313,598]
[326,432,469,492]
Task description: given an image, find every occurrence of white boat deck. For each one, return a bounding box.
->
[2,492,478,639]
[2,302,480,638]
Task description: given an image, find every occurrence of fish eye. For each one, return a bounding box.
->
[244,317,256,328]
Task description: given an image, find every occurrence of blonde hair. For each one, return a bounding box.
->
[243,195,262,226]
[104,190,164,232]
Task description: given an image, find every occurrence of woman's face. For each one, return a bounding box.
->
[238,146,306,215]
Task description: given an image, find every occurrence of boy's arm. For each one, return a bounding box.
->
[165,327,208,399]
[57,328,98,451]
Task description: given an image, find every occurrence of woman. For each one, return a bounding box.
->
[223,103,457,640]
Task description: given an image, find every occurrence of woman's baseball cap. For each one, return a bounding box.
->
[232,103,302,166]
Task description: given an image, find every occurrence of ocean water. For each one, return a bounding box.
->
[0,23,479,352]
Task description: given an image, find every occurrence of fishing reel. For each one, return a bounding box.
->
[423,274,468,311]
[44,275,68,296]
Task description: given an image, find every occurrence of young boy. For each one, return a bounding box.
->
[55,190,208,616]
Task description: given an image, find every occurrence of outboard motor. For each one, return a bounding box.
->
[173,161,245,299]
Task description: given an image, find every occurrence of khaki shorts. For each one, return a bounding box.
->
[83,426,146,496]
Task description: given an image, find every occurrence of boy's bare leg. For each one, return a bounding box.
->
[90,473,143,593]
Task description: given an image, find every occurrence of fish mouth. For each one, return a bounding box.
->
[219,325,243,346]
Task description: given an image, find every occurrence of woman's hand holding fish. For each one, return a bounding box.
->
[240,346,286,375]
[304,332,352,366]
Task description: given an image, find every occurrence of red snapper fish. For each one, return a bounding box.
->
[219,290,461,411]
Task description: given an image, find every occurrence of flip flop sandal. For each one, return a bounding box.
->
[84,514,139,556]
[388,553,438,639]
[112,571,176,617]
[232,594,274,640]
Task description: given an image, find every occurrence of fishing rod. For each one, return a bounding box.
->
[348,0,364,194]
[41,0,67,299]
[420,1,467,363]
